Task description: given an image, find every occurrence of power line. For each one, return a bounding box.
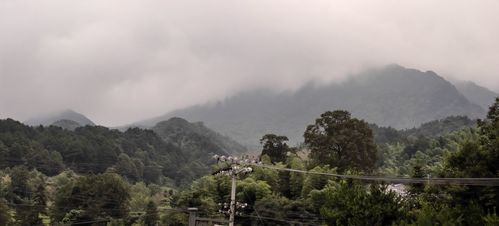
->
[253,164,499,186]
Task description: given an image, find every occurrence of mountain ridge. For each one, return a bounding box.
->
[135,65,486,148]
[25,109,95,127]
[453,80,498,111]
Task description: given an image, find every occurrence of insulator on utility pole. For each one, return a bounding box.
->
[212,155,255,226]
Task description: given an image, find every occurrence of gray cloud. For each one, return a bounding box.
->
[1,0,498,125]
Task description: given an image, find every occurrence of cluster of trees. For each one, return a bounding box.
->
[0,167,179,225]
[176,98,499,225]
[0,120,216,185]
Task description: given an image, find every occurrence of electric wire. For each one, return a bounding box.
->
[253,163,499,186]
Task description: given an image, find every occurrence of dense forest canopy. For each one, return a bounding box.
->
[0,98,498,225]
[0,117,244,186]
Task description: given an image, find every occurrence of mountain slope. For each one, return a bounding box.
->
[153,117,247,155]
[454,81,498,111]
[51,119,82,130]
[25,109,95,126]
[151,118,247,181]
[0,119,185,184]
[0,117,246,186]
[139,65,485,148]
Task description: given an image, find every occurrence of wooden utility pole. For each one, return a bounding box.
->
[213,155,257,226]
[229,174,236,226]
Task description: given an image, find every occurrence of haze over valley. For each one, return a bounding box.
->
[1,1,498,225]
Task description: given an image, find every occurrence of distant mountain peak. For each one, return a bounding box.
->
[25,109,95,127]
[136,65,487,148]
[153,117,247,155]
[51,119,82,131]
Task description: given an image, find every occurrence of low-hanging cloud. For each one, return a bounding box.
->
[0,0,498,126]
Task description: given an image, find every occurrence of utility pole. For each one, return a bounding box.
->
[229,172,236,226]
[213,155,257,226]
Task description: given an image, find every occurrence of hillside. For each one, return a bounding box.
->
[139,65,485,148]
[371,115,476,145]
[454,81,498,111]
[152,117,247,183]
[25,109,95,127]
[0,117,246,186]
[51,119,82,130]
[153,117,247,155]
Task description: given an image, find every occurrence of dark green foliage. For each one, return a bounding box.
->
[51,119,82,131]
[0,119,189,183]
[442,97,499,214]
[160,212,188,226]
[477,97,499,175]
[152,117,247,185]
[304,110,377,173]
[144,201,159,226]
[6,166,45,225]
[404,116,476,139]
[301,165,335,197]
[408,165,425,196]
[260,134,289,164]
[375,116,481,176]
[320,181,406,226]
[251,194,319,225]
[51,173,130,224]
[370,115,476,145]
[0,199,10,225]
[403,136,430,159]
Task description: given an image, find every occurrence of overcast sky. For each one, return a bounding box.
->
[0,0,498,126]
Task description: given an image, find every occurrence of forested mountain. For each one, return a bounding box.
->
[371,115,479,176]
[152,117,247,184]
[24,109,95,127]
[138,65,485,148]
[0,117,245,186]
[454,80,499,110]
[153,117,246,155]
[1,98,497,225]
[174,98,499,226]
[371,115,476,144]
[50,119,82,131]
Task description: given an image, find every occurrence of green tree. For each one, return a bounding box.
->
[0,199,11,226]
[160,212,187,226]
[260,134,289,164]
[304,110,377,173]
[51,173,130,224]
[442,98,499,220]
[477,97,499,176]
[129,182,152,212]
[408,165,425,196]
[144,200,159,226]
[320,181,406,226]
[236,177,272,206]
[8,166,45,225]
[301,165,335,197]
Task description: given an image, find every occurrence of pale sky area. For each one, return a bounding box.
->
[0,0,498,126]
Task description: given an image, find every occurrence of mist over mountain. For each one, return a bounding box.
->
[24,109,95,127]
[139,65,485,148]
[454,81,498,111]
